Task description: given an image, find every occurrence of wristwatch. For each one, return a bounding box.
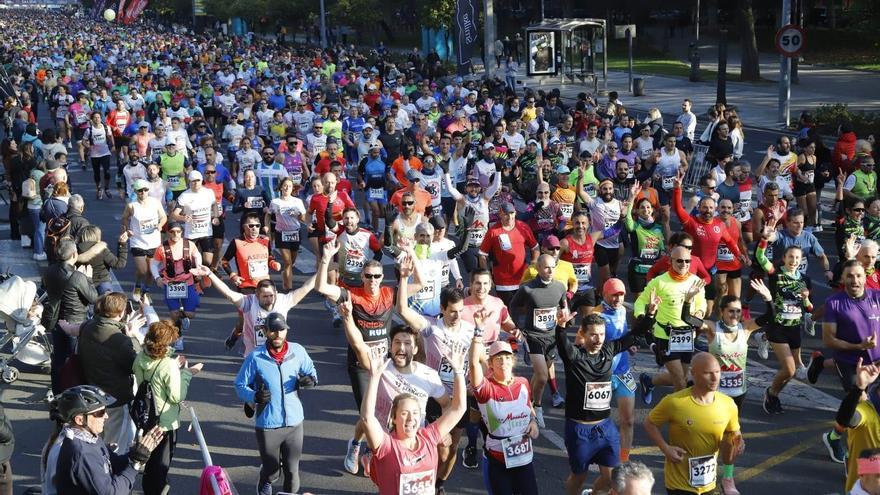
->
[473,327,484,339]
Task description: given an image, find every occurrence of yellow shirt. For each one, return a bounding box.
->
[634,272,707,340]
[521,259,578,292]
[648,388,740,494]
[521,106,537,123]
[846,401,880,491]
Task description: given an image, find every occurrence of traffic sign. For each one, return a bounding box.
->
[775,24,806,57]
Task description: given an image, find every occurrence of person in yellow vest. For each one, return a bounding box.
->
[157,141,190,200]
[844,156,877,203]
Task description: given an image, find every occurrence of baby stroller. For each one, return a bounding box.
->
[0,274,50,384]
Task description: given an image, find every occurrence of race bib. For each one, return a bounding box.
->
[399,470,435,495]
[501,435,533,469]
[618,370,637,392]
[805,171,815,183]
[248,259,269,278]
[441,263,450,282]
[167,175,182,188]
[416,283,436,301]
[367,339,388,360]
[717,245,734,262]
[688,454,717,488]
[468,229,485,246]
[245,196,264,209]
[345,253,366,271]
[532,308,556,331]
[140,219,157,235]
[498,233,512,251]
[438,356,468,384]
[583,381,612,411]
[191,217,211,237]
[165,282,187,300]
[640,248,658,260]
[75,112,88,125]
[559,203,574,218]
[662,175,675,190]
[281,230,300,243]
[573,264,591,284]
[719,370,744,394]
[255,325,267,347]
[290,173,303,185]
[369,187,385,200]
[781,300,802,320]
[668,329,694,353]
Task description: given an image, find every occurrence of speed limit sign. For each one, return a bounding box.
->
[775,24,806,57]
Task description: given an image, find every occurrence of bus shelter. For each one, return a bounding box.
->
[524,18,607,92]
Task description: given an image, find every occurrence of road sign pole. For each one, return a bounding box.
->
[627,28,633,93]
[778,0,791,127]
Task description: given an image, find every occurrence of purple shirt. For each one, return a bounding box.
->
[825,289,880,365]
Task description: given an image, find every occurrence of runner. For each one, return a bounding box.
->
[443,170,500,273]
[150,222,202,350]
[120,179,167,300]
[623,193,666,302]
[169,171,220,272]
[358,143,389,232]
[644,352,744,495]
[81,111,116,199]
[636,245,708,403]
[156,141,190,200]
[268,177,307,290]
[479,203,540,305]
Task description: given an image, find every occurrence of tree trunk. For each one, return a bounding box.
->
[829,0,836,29]
[737,0,761,81]
[705,0,719,31]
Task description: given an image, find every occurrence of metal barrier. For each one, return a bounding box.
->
[682,144,710,192]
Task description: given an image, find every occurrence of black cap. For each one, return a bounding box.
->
[265,312,289,333]
[429,215,447,231]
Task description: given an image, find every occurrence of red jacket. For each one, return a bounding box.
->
[832,131,857,175]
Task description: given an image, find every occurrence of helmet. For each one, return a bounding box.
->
[51,385,115,423]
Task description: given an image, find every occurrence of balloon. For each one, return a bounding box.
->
[103,9,116,21]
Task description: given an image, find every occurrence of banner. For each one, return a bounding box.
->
[122,0,148,24]
[454,0,478,76]
[117,0,128,21]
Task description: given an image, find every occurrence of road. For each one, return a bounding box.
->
[0,119,855,495]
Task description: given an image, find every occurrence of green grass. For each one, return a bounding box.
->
[606,56,714,79]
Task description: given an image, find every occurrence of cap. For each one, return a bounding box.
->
[369,142,382,151]
[405,169,420,181]
[454,110,466,118]
[166,221,184,231]
[603,278,626,297]
[482,143,495,150]
[133,179,149,191]
[579,150,592,159]
[466,176,482,187]
[549,137,562,145]
[527,139,539,146]
[429,215,447,231]
[488,340,514,356]
[555,164,570,174]
[363,123,374,130]
[138,121,149,128]
[188,170,203,181]
[265,312,289,333]
[542,235,561,249]
[500,203,516,214]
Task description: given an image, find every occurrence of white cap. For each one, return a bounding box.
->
[188,170,203,181]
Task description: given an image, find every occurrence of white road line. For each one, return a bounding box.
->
[540,427,568,454]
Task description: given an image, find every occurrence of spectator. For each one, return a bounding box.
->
[77,292,145,454]
[610,461,655,495]
[65,194,91,241]
[76,225,130,294]
[0,402,12,495]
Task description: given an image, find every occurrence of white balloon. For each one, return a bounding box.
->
[103,9,116,21]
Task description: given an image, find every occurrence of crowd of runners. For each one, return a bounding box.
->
[2,7,880,495]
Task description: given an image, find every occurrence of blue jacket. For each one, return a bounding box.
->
[54,426,137,495]
[234,342,317,429]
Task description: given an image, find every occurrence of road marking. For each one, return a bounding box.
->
[629,422,828,457]
[540,427,568,454]
[737,436,819,482]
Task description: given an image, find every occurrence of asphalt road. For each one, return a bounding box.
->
[0,120,856,495]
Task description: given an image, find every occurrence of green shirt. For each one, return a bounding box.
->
[634,272,707,340]
[133,352,193,432]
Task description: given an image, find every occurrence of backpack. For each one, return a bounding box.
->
[162,240,192,277]
[129,365,159,431]
[45,216,72,264]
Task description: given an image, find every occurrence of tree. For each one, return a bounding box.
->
[737,0,761,81]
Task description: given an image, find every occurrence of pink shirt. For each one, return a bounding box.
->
[461,295,510,345]
[371,422,441,495]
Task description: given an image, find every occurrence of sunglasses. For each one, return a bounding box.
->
[246,224,261,228]
[674,258,692,264]
[363,273,382,279]
[137,188,149,193]
[402,201,415,206]
[314,126,323,130]
[90,408,107,418]
[854,208,866,212]
[547,247,561,251]
[205,170,216,174]
[263,152,275,155]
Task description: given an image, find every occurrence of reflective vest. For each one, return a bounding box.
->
[851,169,877,201]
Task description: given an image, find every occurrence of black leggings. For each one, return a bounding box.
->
[91,154,112,186]
[486,454,539,494]
[143,428,177,495]
[255,423,304,493]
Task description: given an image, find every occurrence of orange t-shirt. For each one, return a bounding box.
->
[391,156,423,188]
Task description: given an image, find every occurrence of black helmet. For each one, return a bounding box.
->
[51,385,115,423]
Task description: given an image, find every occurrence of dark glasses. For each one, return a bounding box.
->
[363,273,382,279]
[402,201,415,206]
[674,258,692,264]
[90,408,107,418]
[246,224,261,228]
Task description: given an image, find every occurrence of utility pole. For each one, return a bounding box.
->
[319,0,327,49]
[778,0,791,126]
[485,0,496,77]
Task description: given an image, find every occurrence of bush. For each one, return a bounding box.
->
[814,103,880,137]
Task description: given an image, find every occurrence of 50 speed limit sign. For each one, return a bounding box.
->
[775,24,806,57]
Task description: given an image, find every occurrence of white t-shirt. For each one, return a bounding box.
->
[176,188,216,239]
[270,196,306,234]
[503,132,525,155]
[237,291,299,355]
[375,362,447,425]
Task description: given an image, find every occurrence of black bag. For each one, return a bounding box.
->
[129,365,159,431]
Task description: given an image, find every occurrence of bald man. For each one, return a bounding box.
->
[644,352,744,495]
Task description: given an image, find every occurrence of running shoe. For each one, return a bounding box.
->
[795,365,808,381]
[181,317,190,332]
[256,480,272,495]
[639,373,654,405]
[551,391,566,408]
[823,431,847,464]
[807,351,825,384]
[762,387,781,414]
[343,439,360,474]
[32,252,47,261]
[534,406,546,428]
[436,486,447,495]
[104,189,112,199]
[360,450,372,477]
[721,477,741,495]
[757,335,770,360]
[813,225,824,233]
[462,445,479,469]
